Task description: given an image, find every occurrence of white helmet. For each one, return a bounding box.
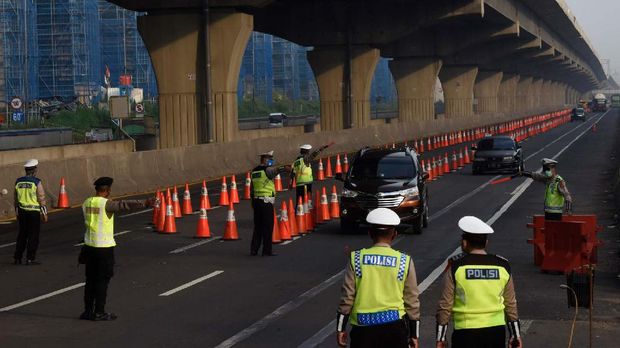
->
[366,208,400,226]
[300,144,312,150]
[541,158,558,166]
[458,216,494,235]
[24,159,38,168]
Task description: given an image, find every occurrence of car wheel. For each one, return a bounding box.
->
[340,217,359,233]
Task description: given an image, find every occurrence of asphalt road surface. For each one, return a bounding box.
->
[1,110,619,347]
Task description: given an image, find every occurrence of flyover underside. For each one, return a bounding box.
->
[125,0,603,148]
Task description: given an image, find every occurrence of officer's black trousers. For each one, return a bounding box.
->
[83,246,115,314]
[251,199,274,255]
[545,212,563,221]
[295,184,312,206]
[14,209,41,261]
[451,325,506,348]
[350,320,409,348]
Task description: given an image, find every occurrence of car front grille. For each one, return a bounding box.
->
[355,194,404,209]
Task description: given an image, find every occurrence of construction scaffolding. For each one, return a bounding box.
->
[36,0,101,101]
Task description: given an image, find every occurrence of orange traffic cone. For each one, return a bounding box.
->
[162,193,177,234]
[274,174,283,192]
[464,146,471,164]
[243,172,252,200]
[427,137,433,151]
[152,190,161,225]
[335,154,343,175]
[219,176,229,206]
[272,209,282,244]
[443,153,450,173]
[172,186,182,218]
[200,180,211,210]
[56,177,70,208]
[432,156,439,178]
[320,187,331,222]
[195,208,211,238]
[296,197,306,234]
[458,150,464,169]
[222,201,239,240]
[426,160,434,181]
[157,191,167,232]
[343,154,349,173]
[230,175,240,203]
[182,183,193,215]
[326,157,333,178]
[317,159,325,181]
[279,202,292,241]
[419,139,425,153]
[329,185,340,219]
[288,198,299,236]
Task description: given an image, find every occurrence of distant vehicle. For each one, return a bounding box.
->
[611,94,620,108]
[591,93,607,112]
[571,107,586,122]
[268,112,287,127]
[472,135,523,175]
[338,146,429,234]
[578,99,589,112]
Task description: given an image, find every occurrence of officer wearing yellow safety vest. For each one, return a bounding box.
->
[337,208,420,348]
[435,216,521,348]
[13,159,48,265]
[79,177,154,321]
[290,143,330,204]
[250,151,282,256]
[521,158,572,221]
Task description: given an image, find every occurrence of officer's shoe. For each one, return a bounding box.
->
[79,311,94,320]
[13,258,22,265]
[26,260,41,265]
[93,312,118,321]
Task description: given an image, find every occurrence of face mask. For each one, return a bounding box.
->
[544,170,552,177]
[267,159,274,166]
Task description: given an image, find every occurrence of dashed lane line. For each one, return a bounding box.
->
[0,283,85,312]
[169,237,222,254]
[0,241,16,249]
[158,270,224,296]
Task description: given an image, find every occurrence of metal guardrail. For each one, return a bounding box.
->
[238,111,398,130]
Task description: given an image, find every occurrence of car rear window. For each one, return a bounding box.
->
[350,154,416,179]
[477,138,515,151]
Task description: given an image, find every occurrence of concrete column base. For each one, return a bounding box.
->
[498,74,519,115]
[440,65,478,118]
[516,76,533,114]
[389,57,442,122]
[474,70,503,114]
[530,78,543,111]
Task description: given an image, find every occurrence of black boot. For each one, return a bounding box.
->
[93,312,118,321]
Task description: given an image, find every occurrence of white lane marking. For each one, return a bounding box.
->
[158,270,224,296]
[296,112,607,348]
[74,230,132,247]
[192,206,223,214]
[214,271,345,348]
[169,237,222,254]
[281,236,302,245]
[0,221,12,225]
[119,208,153,218]
[521,319,533,334]
[0,241,16,249]
[0,283,85,312]
[428,175,500,222]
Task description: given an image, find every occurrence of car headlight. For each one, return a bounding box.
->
[341,188,359,198]
[474,157,486,162]
[503,156,514,161]
[399,187,419,198]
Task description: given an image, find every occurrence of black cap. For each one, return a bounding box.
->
[93,177,114,187]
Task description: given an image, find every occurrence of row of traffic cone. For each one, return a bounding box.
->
[422,147,473,182]
[316,154,348,180]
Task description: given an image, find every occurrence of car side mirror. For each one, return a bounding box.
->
[421,172,430,181]
[335,173,344,182]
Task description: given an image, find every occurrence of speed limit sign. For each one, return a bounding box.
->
[135,103,144,113]
[10,97,22,110]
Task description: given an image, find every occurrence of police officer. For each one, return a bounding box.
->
[522,158,572,221]
[435,216,522,348]
[13,159,48,265]
[250,151,280,256]
[290,143,329,204]
[79,177,154,321]
[337,208,420,348]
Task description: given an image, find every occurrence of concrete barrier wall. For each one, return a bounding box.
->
[237,126,305,140]
[0,108,564,219]
[0,140,134,166]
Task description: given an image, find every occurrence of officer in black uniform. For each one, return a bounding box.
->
[250,151,280,256]
[13,159,48,265]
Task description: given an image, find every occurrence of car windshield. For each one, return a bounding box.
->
[477,138,515,151]
[576,108,584,113]
[350,154,416,180]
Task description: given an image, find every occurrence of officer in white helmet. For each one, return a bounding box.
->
[337,208,420,348]
[290,143,331,204]
[521,158,572,220]
[13,159,48,265]
[435,216,521,348]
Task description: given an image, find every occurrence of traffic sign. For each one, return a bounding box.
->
[10,97,22,110]
[12,111,24,124]
[135,103,144,113]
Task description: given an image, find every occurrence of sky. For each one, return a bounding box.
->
[565,0,620,81]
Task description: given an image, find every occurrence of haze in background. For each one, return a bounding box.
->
[566,0,620,81]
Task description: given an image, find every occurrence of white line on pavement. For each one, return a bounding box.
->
[119,208,153,218]
[296,112,607,348]
[0,283,85,312]
[158,270,224,296]
[74,230,132,247]
[281,236,302,245]
[169,237,222,254]
[0,241,16,249]
[0,221,12,225]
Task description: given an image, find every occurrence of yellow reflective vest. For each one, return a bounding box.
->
[544,175,565,214]
[251,167,276,197]
[450,253,511,330]
[350,246,410,326]
[293,156,313,185]
[15,176,41,211]
[82,196,115,248]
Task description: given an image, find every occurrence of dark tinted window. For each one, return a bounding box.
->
[477,138,515,151]
[350,153,416,179]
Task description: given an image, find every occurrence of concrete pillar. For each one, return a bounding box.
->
[307,46,380,131]
[498,74,519,115]
[541,80,553,108]
[439,65,478,118]
[139,11,252,148]
[516,76,533,113]
[389,57,442,122]
[530,78,543,111]
[473,70,503,114]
